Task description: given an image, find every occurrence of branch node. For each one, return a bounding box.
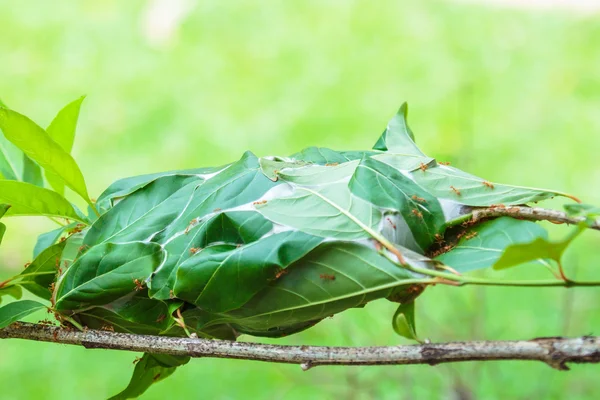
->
[301,361,314,371]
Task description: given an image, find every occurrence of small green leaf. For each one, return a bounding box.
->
[493,225,585,270]
[33,225,71,258]
[259,156,309,181]
[45,96,85,195]
[20,242,67,300]
[22,154,44,187]
[0,180,86,221]
[0,285,22,305]
[564,203,600,227]
[349,157,446,251]
[0,300,46,328]
[436,217,548,272]
[372,103,423,155]
[55,242,165,311]
[0,107,92,206]
[276,160,359,185]
[77,292,175,335]
[109,353,190,400]
[392,301,420,342]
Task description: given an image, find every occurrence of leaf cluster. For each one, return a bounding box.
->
[0,99,596,398]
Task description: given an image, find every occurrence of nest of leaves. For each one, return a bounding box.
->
[1,100,587,344]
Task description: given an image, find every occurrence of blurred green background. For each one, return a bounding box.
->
[1,0,600,398]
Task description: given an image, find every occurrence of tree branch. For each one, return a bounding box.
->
[1,322,599,371]
[471,205,600,231]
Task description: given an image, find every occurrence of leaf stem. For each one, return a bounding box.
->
[48,217,66,226]
[405,263,600,288]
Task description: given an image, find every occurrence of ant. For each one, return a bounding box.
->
[450,186,461,196]
[253,200,267,206]
[411,209,423,218]
[438,161,451,166]
[411,195,426,203]
[482,181,495,189]
[464,232,478,240]
[325,162,339,167]
[274,269,288,279]
[386,217,397,230]
[419,162,428,172]
[185,219,197,234]
[189,247,201,255]
[319,273,336,281]
[434,233,444,244]
[156,314,166,323]
[133,279,145,291]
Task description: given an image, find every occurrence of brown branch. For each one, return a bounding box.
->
[471,206,600,231]
[1,322,599,370]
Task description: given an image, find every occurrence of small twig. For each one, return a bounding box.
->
[1,323,599,370]
[471,206,600,231]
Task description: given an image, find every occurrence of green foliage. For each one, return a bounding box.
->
[435,217,549,272]
[493,225,585,271]
[0,98,597,399]
[0,180,85,221]
[108,353,190,400]
[45,96,85,195]
[392,301,419,342]
[0,107,93,208]
[0,300,46,328]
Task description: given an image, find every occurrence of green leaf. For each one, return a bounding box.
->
[19,242,67,300]
[493,224,585,270]
[0,107,92,206]
[45,96,86,195]
[371,153,434,172]
[259,156,309,181]
[392,301,420,342]
[195,242,431,336]
[149,152,278,245]
[94,165,225,212]
[412,164,574,206]
[276,160,360,185]
[77,292,175,335]
[563,203,600,227]
[291,147,376,164]
[435,217,548,272]
[0,285,22,305]
[109,353,189,400]
[150,210,273,300]
[55,242,165,311]
[174,230,323,313]
[33,225,71,258]
[0,300,46,328]
[83,175,202,245]
[256,182,382,240]
[372,103,423,155]
[22,154,44,187]
[0,180,86,221]
[0,126,25,181]
[349,157,446,251]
